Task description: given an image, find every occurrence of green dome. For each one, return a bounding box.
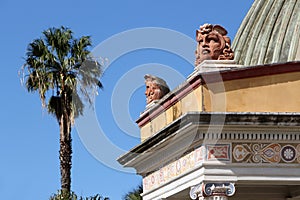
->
[232,0,300,66]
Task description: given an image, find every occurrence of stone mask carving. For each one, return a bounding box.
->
[144,74,170,105]
[195,24,234,66]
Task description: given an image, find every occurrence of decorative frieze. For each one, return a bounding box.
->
[143,142,300,192]
[143,144,231,192]
[232,143,300,164]
[206,144,231,161]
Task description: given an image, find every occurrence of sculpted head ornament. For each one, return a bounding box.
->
[195,24,234,66]
[144,74,170,105]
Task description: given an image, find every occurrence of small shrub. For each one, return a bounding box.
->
[50,190,109,200]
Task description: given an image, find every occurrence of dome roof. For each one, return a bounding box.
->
[232,0,300,66]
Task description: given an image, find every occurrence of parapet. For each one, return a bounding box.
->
[137,61,300,141]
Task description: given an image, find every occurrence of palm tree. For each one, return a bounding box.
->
[123,184,143,200]
[21,26,102,194]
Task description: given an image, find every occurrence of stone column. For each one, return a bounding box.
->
[190,182,235,200]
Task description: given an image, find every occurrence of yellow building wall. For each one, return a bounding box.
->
[204,72,300,112]
[140,86,202,142]
[140,71,300,142]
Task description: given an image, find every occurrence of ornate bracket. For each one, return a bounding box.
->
[190,182,235,200]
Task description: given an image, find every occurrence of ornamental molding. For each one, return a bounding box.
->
[232,143,300,163]
[142,142,300,192]
[194,129,300,142]
[119,112,300,168]
[134,128,300,175]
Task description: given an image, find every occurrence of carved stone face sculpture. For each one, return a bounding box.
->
[145,81,162,104]
[197,31,222,61]
[195,24,234,66]
[144,74,170,105]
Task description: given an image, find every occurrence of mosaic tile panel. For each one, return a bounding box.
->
[232,143,300,164]
[206,144,231,161]
[143,143,300,191]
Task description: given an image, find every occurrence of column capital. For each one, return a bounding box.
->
[190,182,235,200]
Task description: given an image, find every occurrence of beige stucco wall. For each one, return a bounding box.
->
[140,71,300,141]
[204,72,300,112]
[140,86,202,142]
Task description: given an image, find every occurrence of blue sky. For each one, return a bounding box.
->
[0,0,254,199]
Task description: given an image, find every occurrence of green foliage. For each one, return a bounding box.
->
[50,190,109,200]
[123,184,143,200]
[21,26,103,121]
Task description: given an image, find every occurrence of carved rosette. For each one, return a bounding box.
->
[190,182,235,200]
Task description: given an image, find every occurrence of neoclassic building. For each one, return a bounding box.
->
[118,0,300,199]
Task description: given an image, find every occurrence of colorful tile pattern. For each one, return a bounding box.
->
[232,143,300,164]
[143,143,300,192]
[207,144,231,161]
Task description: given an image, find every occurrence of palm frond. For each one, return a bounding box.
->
[21,26,103,118]
[123,184,143,200]
[48,96,62,120]
[43,26,72,63]
[71,36,92,62]
[71,90,84,118]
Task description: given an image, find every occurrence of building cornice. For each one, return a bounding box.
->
[118,112,300,166]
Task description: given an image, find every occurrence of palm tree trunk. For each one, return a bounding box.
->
[59,108,72,193]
